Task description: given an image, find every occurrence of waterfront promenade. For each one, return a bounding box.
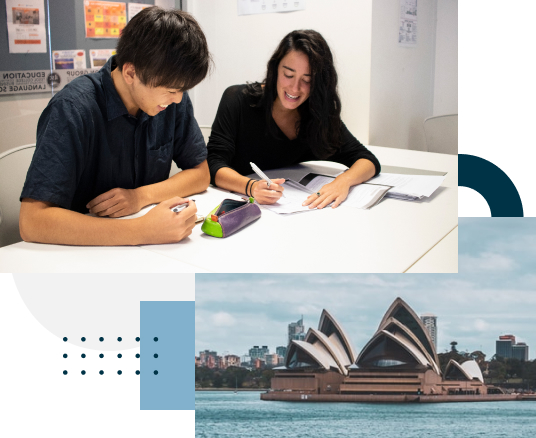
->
[260,392,536,403]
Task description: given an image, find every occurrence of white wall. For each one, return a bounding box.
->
[0,93,50,155]
[433,0,457,115]
[369,0,438,151]
[190,0,373,144]
[0,0,458,155]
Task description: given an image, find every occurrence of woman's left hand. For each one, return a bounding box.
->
[302,178,351,209]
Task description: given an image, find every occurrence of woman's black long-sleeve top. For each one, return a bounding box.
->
[207,84,381,185]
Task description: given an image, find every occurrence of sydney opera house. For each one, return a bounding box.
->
[261,298,511,403]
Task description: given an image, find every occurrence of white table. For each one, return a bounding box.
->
[405,226,458,273]
[0,146,457,273]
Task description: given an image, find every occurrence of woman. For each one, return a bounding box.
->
[207,30,380,209]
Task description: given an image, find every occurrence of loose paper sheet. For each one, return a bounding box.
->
[5,0,47,53]
[367,173,446,199]
[259,180,315,215]
[304,175,391,210]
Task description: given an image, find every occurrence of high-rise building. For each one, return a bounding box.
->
[199,350,219,368]
[265,353,281,367]
[223,354,241,368]
[420,313,437,350]
[288,316,305,345]
[512,343,529,361]
[496,335,516,358]
[276,346,287,359]
[249,345,269,360]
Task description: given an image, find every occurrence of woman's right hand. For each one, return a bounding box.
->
[251,178,285,204]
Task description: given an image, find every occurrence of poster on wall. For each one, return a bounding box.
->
[0,68,99,95]
[84,1,127,38]
[53,50,87,69]
[128,3,151,21]
[5,0,47,53]
[89,49,116,68]
[398,0,417,46]
[237,0,306,16]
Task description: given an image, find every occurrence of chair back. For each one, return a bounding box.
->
[423,114,458,155]
[199,125,211,144]
[0,144,36,247]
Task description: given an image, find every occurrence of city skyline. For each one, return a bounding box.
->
[196,219,536,361]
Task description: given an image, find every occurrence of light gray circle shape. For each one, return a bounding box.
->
[14,274,194,351]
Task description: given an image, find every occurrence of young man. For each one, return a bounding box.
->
[19,7,211,245]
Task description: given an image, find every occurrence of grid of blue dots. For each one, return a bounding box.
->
[62,336,159,376]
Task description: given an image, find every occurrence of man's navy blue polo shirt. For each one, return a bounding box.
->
[21,56,207,214]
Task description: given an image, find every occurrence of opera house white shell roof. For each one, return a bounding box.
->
[445,359,484,383]
[283,298,483,384]
[285,309,355,375]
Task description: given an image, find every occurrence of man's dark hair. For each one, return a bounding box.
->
[115,7,211,91]
[246,30,342,160]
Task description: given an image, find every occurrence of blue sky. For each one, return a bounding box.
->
[196,218,536,361]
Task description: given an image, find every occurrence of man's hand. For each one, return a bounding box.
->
[87,188,142,218]
[138,197,198,244]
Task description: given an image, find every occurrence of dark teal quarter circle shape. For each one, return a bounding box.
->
[459,154,523,217]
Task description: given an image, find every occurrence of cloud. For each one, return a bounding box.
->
[459,252,516,272]
[474,318,489,332]
[212,312,237,327]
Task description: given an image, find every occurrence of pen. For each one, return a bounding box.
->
[171,199,195,213]
[250,162,285,198]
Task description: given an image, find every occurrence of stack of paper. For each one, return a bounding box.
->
[365,173,446,201]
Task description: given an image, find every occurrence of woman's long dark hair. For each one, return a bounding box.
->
[246,30,342,159]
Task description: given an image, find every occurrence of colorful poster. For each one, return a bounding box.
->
[128,3,151,21]
[84,1,127,39]
[5,0,47,53]
[53,50,87,70]
[89,49,116,68]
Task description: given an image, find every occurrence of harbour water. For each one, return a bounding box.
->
[196,391,536,437]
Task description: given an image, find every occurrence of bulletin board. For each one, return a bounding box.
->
[0,0,161,73]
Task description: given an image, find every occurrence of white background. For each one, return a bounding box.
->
[0,274,195,438]
[458,1,535,216]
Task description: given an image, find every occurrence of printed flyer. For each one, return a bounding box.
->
[53,50,87,70]
[89,48,116,68]
[5,0,47,53]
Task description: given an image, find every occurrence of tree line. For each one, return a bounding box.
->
[439,342,536,391]
[196,343,536,391]
[195,366,275,389]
